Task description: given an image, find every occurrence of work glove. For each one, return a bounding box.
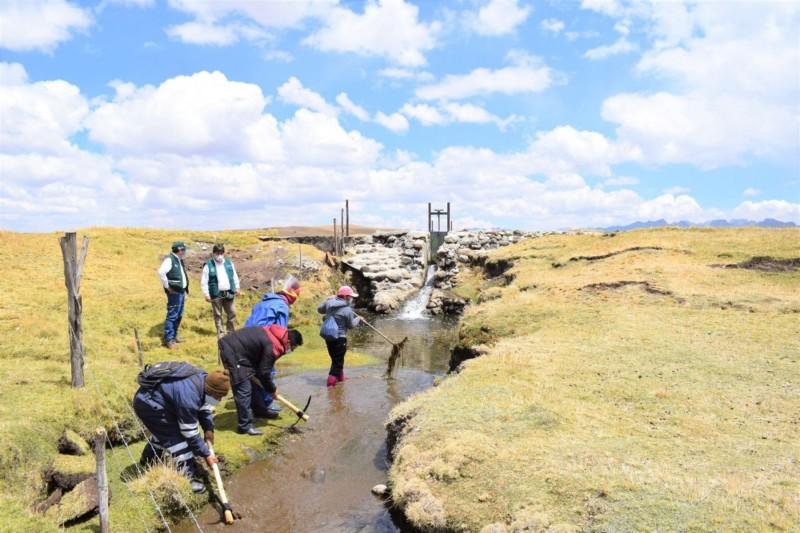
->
[204,430,214,445]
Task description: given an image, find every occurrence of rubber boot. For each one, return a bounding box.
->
[337,372,345,383]
[326,375,337,388]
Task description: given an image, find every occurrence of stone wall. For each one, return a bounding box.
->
[342,231,430,313]
[433,230,535,290]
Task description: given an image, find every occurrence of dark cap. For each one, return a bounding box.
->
[212,243,225,254]
[171,241,186,252]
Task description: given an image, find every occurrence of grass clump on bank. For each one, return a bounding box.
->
[388,228,800,532]
[0,227,374,532]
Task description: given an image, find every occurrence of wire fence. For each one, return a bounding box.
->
[83,359,205,533]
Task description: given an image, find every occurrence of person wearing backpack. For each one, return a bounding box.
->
[218,325,304,435]
[201,243,240,339]
[318,286,361,387]
[242,276,301,418]
[132,362,230,493]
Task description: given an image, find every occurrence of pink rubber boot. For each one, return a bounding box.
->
[326,375,337,388]
[337,372,345,383]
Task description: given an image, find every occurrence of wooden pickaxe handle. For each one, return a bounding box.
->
[275,394,310,421]
[206,442,235,524]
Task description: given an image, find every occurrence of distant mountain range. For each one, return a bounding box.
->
[601,218,797,231]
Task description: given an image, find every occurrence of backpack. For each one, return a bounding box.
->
[320,314,340,341]
[137,361,203,390]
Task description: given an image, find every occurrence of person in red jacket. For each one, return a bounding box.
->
[217,325,303,435]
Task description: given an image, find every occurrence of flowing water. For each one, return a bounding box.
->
[180,313,458,533]
[397,265,436,320]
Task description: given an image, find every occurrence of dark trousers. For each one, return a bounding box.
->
[133,392,199,479]
[164,291,185,343]
[326,338,348,377]
[231,378,254,431]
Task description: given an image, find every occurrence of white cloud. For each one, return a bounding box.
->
[399,103,447,126]
[86,71,279,159]
[336,93,370,121]
[374,111,410,133]
[584,36,637,59]
[277,77,338,116]
[263,50,293,63]
[0,0,92,52]
[378,68,435,82]
[592,1,800,168]
[636,193,705,221]
[465,0,532,37]
[167,0,332,30]
[742,188,760,198]
[166,21,270,46]
[541,18,565,34]
[527,125,639,177]
[439,102,521,130]
[416,51,555,100]
[0,63,88,154]
[304,0,440,67]
[732,200,800,222]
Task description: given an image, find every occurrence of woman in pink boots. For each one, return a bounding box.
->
[318,286,361,387]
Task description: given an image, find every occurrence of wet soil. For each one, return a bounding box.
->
[553,246,665,267]
[712,256,800,273]
[180,315,457,533]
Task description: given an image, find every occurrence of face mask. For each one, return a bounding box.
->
[204,395,220,406]
[214,255,224,263]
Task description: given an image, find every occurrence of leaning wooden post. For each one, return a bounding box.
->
[95,428,110,533]
[59,232,89,388]
[133,328,144,369]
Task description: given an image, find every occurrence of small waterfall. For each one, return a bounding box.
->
[398,265,436,320]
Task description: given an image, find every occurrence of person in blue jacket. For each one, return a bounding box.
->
[243,276,301,416]
[133,363,230,493]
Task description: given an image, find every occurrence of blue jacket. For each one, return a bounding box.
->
[245,293,290,328]
[317,297,360,338]
[134,367,214,458]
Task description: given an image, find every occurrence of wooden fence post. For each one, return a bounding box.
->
[95,428,110,533]
[133,328,144,369]
[59,232,89,388]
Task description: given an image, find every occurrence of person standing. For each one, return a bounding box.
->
[158,241,188,348]
[318,286,361,387]
[218,325,303,435]
[201,244,240,339]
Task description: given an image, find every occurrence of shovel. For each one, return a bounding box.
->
[355,314,408,377]
[206,442,237,525]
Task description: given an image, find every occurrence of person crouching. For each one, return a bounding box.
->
[133,363,230,493]
[218,325,303,435]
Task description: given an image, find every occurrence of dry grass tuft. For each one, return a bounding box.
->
[130,464,193,519]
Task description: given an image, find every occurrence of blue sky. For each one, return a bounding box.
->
[1,0,798,231]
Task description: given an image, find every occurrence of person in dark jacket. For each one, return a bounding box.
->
[133,363,230,493]
[242,276,301,417]
[318,286,361,387]
[218,325,303,435]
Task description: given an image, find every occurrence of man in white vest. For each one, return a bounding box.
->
[201,244,240,339]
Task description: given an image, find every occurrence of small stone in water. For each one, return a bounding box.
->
[371,484,388,497]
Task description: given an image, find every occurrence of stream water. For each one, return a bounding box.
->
[180,313,458,533]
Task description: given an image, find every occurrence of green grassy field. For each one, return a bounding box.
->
[0,227,375,531]
[388,228,800,532]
